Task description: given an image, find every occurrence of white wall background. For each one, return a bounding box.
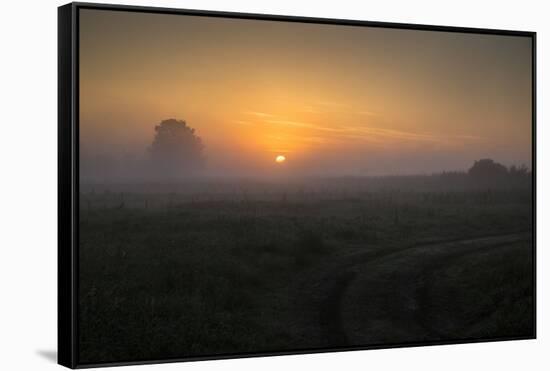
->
[0,0,546,369]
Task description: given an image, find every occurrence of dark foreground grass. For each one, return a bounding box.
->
[422,240,534,339]
[78,188,533,363]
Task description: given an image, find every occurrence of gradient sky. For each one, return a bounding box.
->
[80,8,532,176]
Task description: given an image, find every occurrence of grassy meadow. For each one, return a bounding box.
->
[78,175,533,363]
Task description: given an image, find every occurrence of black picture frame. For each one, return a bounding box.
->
[58,2,537,368]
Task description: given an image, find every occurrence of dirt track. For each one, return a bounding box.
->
[291,232,531,348]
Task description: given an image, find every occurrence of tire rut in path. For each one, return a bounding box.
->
[316,232,530,345]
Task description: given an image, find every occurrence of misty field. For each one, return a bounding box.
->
[78,176,533,363]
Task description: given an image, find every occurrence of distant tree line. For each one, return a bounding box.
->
[81,114,532,186]
[468,159,530,179]
[438,159,531,183]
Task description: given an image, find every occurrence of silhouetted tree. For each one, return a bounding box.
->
[468,159,508,179]
[509,164,530,178]
[149,119,204,176]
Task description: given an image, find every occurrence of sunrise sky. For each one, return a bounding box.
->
[79,8,532,177]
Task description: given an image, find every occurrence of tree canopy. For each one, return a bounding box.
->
[149,119,204,176]
[468,159,530,182]
[468,159,508,179]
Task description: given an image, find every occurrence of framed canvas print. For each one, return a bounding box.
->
[58,2,536,368]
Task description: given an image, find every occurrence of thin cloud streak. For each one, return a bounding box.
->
[262,117,480,145]
[245,111,277,118]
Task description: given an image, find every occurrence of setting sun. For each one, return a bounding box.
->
[275,155,286,163]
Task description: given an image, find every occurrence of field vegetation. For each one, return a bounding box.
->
[78,174,533,363]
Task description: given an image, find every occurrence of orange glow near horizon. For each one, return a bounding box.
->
[79,9,532,176]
